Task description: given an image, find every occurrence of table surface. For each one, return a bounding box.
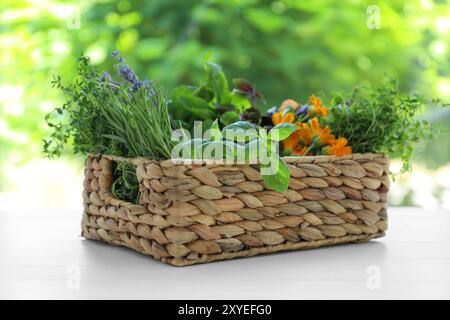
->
[0,207,449,299]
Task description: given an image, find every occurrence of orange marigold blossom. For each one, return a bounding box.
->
[309,95,321,107]
[313,104,328,117]
[298,117,335,146]
[272,112,281,125]
[272,111,295,125]
[282,130,301,152]
[327,137,352,156]
[308,95,328,117]
[279,99,300,112]
[284,113,295,123]
[293,145,309,156]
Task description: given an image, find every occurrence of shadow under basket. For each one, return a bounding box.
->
[81,153,390,266]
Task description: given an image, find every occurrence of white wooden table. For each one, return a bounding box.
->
[0,207,449,299]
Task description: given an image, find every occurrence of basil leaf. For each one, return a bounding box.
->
[220,111,240,126]
[210,118,219,130]
[223,121,256,131]
[194,85,215,102]
[200,140,243,159]
[267,123,297,141]
[171,92,215,123]
[261,153,290,192]
[258,127,268,141]
[171,85,215,124]
[205,61,230,104]
[243,138,263,163]
[222,121,259,142]
[230,91,251,112]
[209,119,222,141]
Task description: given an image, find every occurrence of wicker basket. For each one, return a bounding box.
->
[81,153,389,266]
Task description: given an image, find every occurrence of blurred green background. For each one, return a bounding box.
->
[0,0,449,209]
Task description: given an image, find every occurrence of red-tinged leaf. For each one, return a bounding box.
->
[233,78,254,93]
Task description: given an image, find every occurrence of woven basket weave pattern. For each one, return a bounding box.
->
[81,153,389,266]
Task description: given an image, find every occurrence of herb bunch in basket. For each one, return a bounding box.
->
[44,52,445,202]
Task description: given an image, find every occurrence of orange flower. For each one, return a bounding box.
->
[282,130,300,152]
[292,145,310,156]
[279,99,300,112]
[284,113,295,123]
[297,123,312,145]
[328,137,352,156]
[309,95,322,107]
[298,117,335,146]
[312,118,334,144]
[309,95,328,117]
[272,111,295,125]
[313,105,328,117]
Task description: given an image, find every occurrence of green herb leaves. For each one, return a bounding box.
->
[328,78,442,172]
[267,123,297,141]
[222,121,259,142]
[170,85,216,126]
[168,61,264,130]
[261,153,290,192]
[45,56,124,158]
[99,85,175,159]
[204,61,230,104]
[180,120,296,192]
[44,55,175,160]
[220,111,240,126]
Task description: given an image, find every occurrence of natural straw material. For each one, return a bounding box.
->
[81,153,389,266]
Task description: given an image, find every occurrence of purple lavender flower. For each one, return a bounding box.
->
[117,65,139,83]
[100,71,110,81]
[109,51,157,103]
[114,60,142,92]
[296,104,309,116]
[143,80,153,88]
[99,71,119,87]
[110,79,120,87]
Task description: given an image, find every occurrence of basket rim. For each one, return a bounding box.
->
[91,152,387,166]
